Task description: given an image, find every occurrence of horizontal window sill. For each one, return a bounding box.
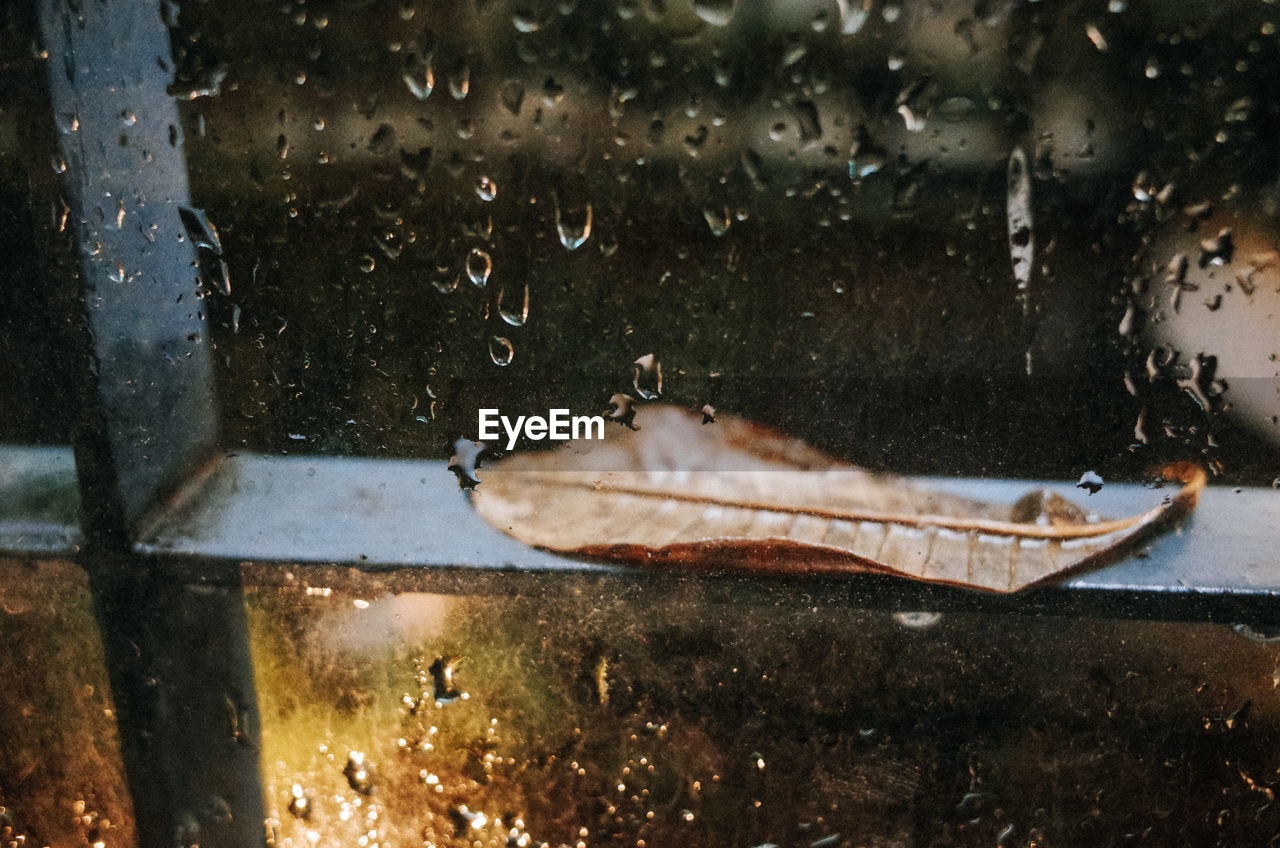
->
[4,446,1277,622]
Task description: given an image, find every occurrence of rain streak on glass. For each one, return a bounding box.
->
[466,248,493,287]
[489,335,514,366]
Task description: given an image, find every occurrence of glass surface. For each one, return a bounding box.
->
[3,1,1280,844]
[167,0,1280,484]
[0,6,73,446]
[0,559,134,847]
[247,577,1280,848]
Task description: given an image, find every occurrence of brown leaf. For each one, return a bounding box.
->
[471,406,1205,592]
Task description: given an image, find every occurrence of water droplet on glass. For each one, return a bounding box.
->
[499,79,525,115]
[512,9,542,32]
[1086,23,1108,51]
[51,156,66,174]
[359,255,376,273]
[555,198,593,250]
[892,611,943,629]
[606,393,640,430]
[179,206,224,254]
[489,336,514,366]
[1006,147,1033,306]
[702,206,731,237]
[344,751,376,795]
[633,353,662,400]
[498,279,529,326]
[180,206,231,295]
[108,261,126,284]
[449,62,471,100]
[836,0,872,33]
[1076,470,1104,495]
[466,248,492,286]
[1199,228,1234,267]
[402,54,435,100]
[475,176,498,201]
[897,104,924,132]
[373,224,406,260]
[433,273,459,294]
[693,0,734,26]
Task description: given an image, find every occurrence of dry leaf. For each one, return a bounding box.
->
[471,406,1205,592]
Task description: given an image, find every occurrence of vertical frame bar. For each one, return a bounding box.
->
[35,3,265,846]
[38,0,218,537]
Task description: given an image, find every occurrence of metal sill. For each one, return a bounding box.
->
[112,451,1280,622]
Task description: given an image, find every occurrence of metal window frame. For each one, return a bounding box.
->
[1,2,1278,846]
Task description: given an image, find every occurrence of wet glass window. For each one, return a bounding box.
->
[2,1,1280,846]
[165,0,1279,481]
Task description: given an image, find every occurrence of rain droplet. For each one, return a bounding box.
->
[693,0,734,26]
[433,274,459,294]
[702,206,731,236]
[402,54,435,100]
[892,611,943,629]
[51,156,66,174]
[179,206,224,254]
[449,62,471,100]
[1006,147,1033,305]
[512,9,542,32]
[466,248,492,286]
[555,198,593,250]
[499,79,525,116]
[1076,470,1104,495]
[837,0,872,33]
[489,336,514,366]
[1198,228,1234,267]
[498,279,529,326]
[897,104,924,132]
[359,255,376,273]
[1086,23,1108,51]
[475,176,498,202]
[633,353,662,400]
[606,393,640,429]
[180,206,231,295]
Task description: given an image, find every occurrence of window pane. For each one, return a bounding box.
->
[246,576,1280,847]
[0,6,73,446]
[0,559,134,847]
[169,0,1279,483]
